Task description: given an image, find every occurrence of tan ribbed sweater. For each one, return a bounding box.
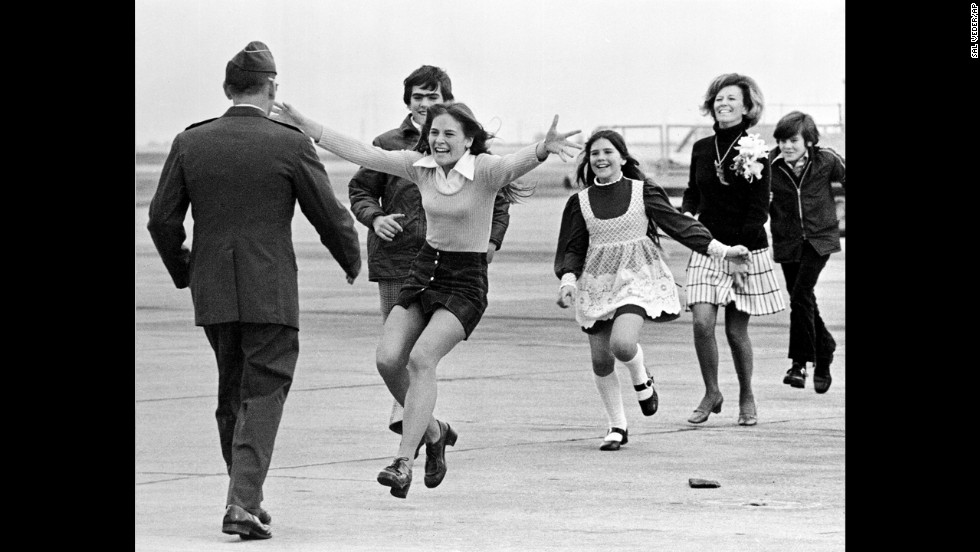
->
[317,127,543,251]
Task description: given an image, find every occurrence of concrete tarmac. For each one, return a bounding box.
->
[135,194,845,551]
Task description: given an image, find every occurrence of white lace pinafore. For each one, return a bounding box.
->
[575,179,681,329]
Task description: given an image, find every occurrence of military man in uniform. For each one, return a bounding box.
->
[147,41,361,540]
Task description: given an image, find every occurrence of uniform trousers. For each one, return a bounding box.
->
[204,321,299,509]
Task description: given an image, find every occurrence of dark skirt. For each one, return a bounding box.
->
[395,242,488,340]
[581,303,680,334]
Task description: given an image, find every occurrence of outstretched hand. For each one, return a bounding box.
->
[270,101,317,138]
[542,115,582,162]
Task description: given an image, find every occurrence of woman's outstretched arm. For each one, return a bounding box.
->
[271,101,420,182]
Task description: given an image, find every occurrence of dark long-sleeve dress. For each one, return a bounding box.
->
[554,176,724,329]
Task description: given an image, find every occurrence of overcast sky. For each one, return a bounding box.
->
[135,0,845,148]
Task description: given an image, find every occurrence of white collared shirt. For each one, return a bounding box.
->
[232,103,266,113]
[774,150,809,177]
[412,151,477,195]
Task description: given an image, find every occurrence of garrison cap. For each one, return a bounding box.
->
[228,41,277,74]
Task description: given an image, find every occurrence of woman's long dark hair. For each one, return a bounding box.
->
[415,102,535,203]
[574,129,667,247]
[575,129,647,187]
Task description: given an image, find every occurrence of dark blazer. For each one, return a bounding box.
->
[348,114,511,282]
[147,105,361,329]
[768,146,846,262]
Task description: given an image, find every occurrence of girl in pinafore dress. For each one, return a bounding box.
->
[555,130,750,451]
[274,100,581,497]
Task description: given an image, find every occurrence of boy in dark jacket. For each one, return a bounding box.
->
[768,111,845,394]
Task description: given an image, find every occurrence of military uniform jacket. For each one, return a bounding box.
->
[147,106,361,329]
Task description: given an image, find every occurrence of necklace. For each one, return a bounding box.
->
[714,133,741,186]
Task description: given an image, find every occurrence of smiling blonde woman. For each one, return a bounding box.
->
[680,73,786,428]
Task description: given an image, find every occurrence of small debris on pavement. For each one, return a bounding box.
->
[688,478,721,488]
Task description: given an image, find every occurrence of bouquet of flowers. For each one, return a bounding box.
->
[730,134,770,183]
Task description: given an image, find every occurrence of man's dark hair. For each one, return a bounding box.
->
[402,65,453,106]
[224,62,272,96]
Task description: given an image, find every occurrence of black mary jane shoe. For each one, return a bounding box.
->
[635,378,659,416]
[424,420,458,488]
[599,427,629,451]
[377,457,413,499]
[222,504,272,540]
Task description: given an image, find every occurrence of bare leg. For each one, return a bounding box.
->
[397,309,466,465]
[608,313,644,363]
[587,323,615,377]
[690,303,723,406]
[378,281,405,434]
[376,303,438,444]
[724,304,754,406]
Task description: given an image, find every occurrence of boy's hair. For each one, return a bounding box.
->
[773,111,820,145]
[700,73,765,128]
[403,65,454,106]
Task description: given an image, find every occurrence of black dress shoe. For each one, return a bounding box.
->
[222,504,272,540]
[814,358,832,394]
[783,363,807,388]
[599,427,628,451]
[246,507,271,525]
[424,421,458,488]
[377,457,413,498]
[813,372,832,394]
[635,378,659,416]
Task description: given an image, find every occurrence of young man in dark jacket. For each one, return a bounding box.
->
[346,65,511,434]
[768,111,845,394]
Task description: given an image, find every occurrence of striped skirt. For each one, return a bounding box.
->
[684,248,785,316]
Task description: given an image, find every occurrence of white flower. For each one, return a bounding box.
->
[730,134,770,183]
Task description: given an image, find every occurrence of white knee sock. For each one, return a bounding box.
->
[593,371,627,429]
[621,345,653,400]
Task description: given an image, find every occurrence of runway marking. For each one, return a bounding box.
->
[136,418,845,487]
